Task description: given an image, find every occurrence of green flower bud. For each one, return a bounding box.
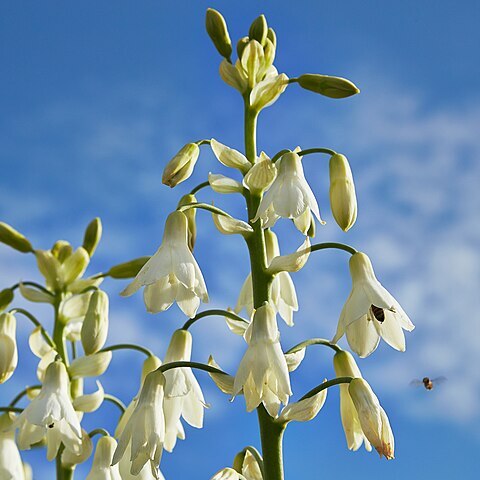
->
[35,250,61,291]
[52,240,73,263]
[177,193,197,251]
[329,154,357,232]
[297,74,360,99]
[83,217,102,257]
[81,290,109,355]
[61,247,90,285]
[267,28,277,49]
[249,14,268,46]
[162,143,200,188]
[205,8,232,59]
[236,36,249,60]
[241,40,264,88]
[107,256,150,279]
[0,288,14,312]
[0,222,33,253]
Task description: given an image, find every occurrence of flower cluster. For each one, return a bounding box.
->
[0,8,415,480]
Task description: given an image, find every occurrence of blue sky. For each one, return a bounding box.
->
[1,0,480,478]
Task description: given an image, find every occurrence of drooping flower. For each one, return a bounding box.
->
[162,329,207,452]
[252,151,324,230]
[0,413,26,480]
[348,378,395,459]
[112,370,166,478]
[233,303,291,416]
[333,252,415,357]
[119,443,166,480]
[86,436,122,480]
[333,350,372,453]
[121,211,208,318]
[11,360,82,461]
[0,312,18,383]
[329,153,357,232]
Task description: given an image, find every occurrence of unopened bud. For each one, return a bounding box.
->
[267,28,277,49]
[206,8,232,59]
[0,312,17,383]
[69,351,112,379]
[0,222,33,253]
[212,213,253,236]
[210,138,250,173]
[241,40,264,88]
[61,247,89,285]
[297,74,360,99]
[329,154,357,232]
[208,173,244,194]
[81,290,109,355]
[0,288,14,312]
[36,250,61,290]
[249,15,268,46]
[219,59,248,93]
[83,217,102,257]
[250,73,288,111]
[162,143,200,188]
[177,194,197,251]
[236,36,249,59]
[107,256,150,279]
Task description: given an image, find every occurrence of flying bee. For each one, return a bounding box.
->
[410,376,447,390]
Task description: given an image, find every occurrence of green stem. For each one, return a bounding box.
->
[310,242,357,256]
[244,96,282,480]
[52,292,71,480]
[0,406,23,413]
[9,385,41,407]
[157,360,229,377]
[177,202,232,218]
[9,308,55,348]
[299,376,353,401]
[10,281,54,296]
[104,394,127,414]
[88,428,110,439]
[297,147,336,157]
[189,181,210,195]
[257,405,286,480]
[52,296,68,364]
[286,338,342,355]
[99,343,153,358]
[182,309,248,330]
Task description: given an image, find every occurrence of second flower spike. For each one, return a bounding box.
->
[121,211,208,318]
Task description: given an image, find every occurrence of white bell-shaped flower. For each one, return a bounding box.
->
[233,303,291,416]
[348,378,394,459]
[0,413,26,480]
[86,436,122,480]
[112,370,166,478]
[253,151,324,230]
[0,312,18,383]
[11,360,82,461]
[119,443,166,480]
[211,468,247,480]
[122,211,208,318]
[162,329,207,452]
[235,230,298,326]
[333,252,415,357]
[333,350,372,453]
